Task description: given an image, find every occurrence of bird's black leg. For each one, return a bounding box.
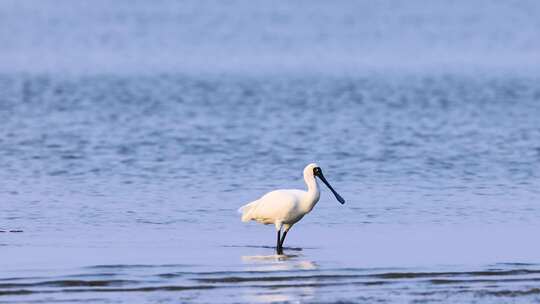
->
[279,230,288,250]
[276,230,282,254]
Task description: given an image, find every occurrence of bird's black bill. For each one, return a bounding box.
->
[314,168,345,204]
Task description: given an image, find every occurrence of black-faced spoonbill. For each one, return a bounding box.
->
[238,163,345,254]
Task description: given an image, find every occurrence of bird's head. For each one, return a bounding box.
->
[303,163,319,178]
[303,163,345,205]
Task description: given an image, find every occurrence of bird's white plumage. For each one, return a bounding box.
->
[239,163,344,253]
[238,163,321,232]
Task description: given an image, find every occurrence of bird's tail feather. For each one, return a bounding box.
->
[238,200,258,222]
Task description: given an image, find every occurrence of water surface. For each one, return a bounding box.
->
[1,1,540,303]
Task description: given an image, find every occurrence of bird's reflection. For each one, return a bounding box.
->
[241,254,317,269]
[240,253,317,302]
[242,254,297,262]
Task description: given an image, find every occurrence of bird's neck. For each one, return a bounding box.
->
[302,175,320,212]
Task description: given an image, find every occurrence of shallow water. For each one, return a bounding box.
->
[2,73,540,303]
[2,1,540,303]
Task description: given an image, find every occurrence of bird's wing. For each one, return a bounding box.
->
[241,190,302,223]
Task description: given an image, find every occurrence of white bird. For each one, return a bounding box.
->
[238,163,345,254]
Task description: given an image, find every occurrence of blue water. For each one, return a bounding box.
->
[1,0,540,75]
[1,1,540,303]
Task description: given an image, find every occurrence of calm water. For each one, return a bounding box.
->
[2,1,540,303]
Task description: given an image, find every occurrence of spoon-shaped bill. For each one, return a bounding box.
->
[315,171,345,204]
